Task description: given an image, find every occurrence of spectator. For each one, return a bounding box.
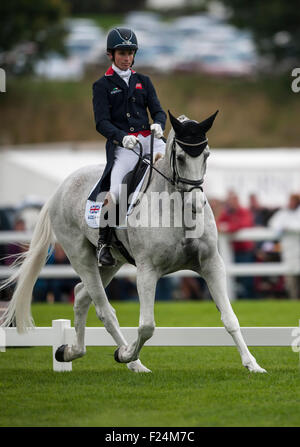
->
[106,276,177,301]
[217,190,256,299]
[249,193,274,227]
[115,277,139,301]
[0,208,14,231]
[209,198,224,222]
[1,217,27,300]
[4,218,27,266]
[105,278,123,301]
[268,194,300,231]
[51,244,79,303]
[32,250,55,303]
[254,241,286,298]
[268,193,300,299]
[179,277,210,301]
[33,243,79,303]
[155,278,177,301]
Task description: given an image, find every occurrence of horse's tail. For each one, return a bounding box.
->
[0,200,55,333]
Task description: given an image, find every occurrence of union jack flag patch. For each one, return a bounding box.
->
[85,200,103,228]
[90,205,100,214]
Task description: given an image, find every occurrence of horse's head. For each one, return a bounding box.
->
[166,110,218,192]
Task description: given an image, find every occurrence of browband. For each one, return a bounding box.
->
[175,138,208,147]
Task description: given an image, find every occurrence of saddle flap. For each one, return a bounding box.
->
[122,154,150,210]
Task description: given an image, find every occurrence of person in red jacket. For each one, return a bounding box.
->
[217,191,256,298]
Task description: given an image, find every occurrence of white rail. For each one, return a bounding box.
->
[1,229,300,299]
[1,319,299,371]
[218,228,300,299]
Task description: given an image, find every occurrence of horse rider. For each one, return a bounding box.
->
[92,27,167,267]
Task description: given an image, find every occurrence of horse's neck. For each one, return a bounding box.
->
[147,154,173,193]
[141,135,174,194]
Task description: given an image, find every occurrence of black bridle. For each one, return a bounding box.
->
[130,135,208,194]
[169,138,207,193]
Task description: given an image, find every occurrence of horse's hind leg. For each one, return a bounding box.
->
[199,251,266,373]
[61,264,121,362]
[57,282,91,362]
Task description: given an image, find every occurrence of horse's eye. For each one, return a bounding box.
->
[177,154,185,163]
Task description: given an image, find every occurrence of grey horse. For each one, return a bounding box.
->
[1,112,266,374]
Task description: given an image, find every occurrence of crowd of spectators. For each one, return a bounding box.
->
[211,190,300,299]
[0,210,79,303]
[1,191,300,302]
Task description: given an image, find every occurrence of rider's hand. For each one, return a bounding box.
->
[122,135,138,150]
[151,123,164,139]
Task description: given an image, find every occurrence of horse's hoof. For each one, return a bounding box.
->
[55,344,67,362]
[114,348,122,363]
[127,360,152,373]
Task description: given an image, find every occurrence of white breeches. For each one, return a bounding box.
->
[110,134,166,202]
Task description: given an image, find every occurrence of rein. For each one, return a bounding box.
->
[130,137,206,193]
[130,140,175,188]
[143,128,154,193]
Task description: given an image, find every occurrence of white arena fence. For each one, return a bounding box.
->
[1,319,300,371]
[0,228,300,299]
[1,229,299,371]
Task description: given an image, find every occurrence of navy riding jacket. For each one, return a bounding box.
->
[92,66,166,196]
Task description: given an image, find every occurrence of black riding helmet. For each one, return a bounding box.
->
[106,27,138,53]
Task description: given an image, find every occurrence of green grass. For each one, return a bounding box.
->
[1,300,300,427]
[29,299,300,327]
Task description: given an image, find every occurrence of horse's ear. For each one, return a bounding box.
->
[198,110,219,133]
[168,110,183,134]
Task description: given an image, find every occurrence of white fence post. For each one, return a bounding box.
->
[281,231,300,273]
[0,327,5,352]
[52,319,72,372]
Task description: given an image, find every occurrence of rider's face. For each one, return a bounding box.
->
[110,49,135,71]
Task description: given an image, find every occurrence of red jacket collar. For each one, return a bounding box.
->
[105,66,114,76]
[105,66,136,76]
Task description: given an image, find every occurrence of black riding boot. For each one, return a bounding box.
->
[96,225,115,267]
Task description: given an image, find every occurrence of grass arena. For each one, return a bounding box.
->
[1,300,299,427]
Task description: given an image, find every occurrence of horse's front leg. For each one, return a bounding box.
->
[115,267,157,365]
[199,251,266,373]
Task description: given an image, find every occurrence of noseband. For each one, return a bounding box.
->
[170,138,208,193]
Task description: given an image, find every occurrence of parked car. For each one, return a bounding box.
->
[34,51,84,80]
[33,13,259,78]
[34,19,105,80]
